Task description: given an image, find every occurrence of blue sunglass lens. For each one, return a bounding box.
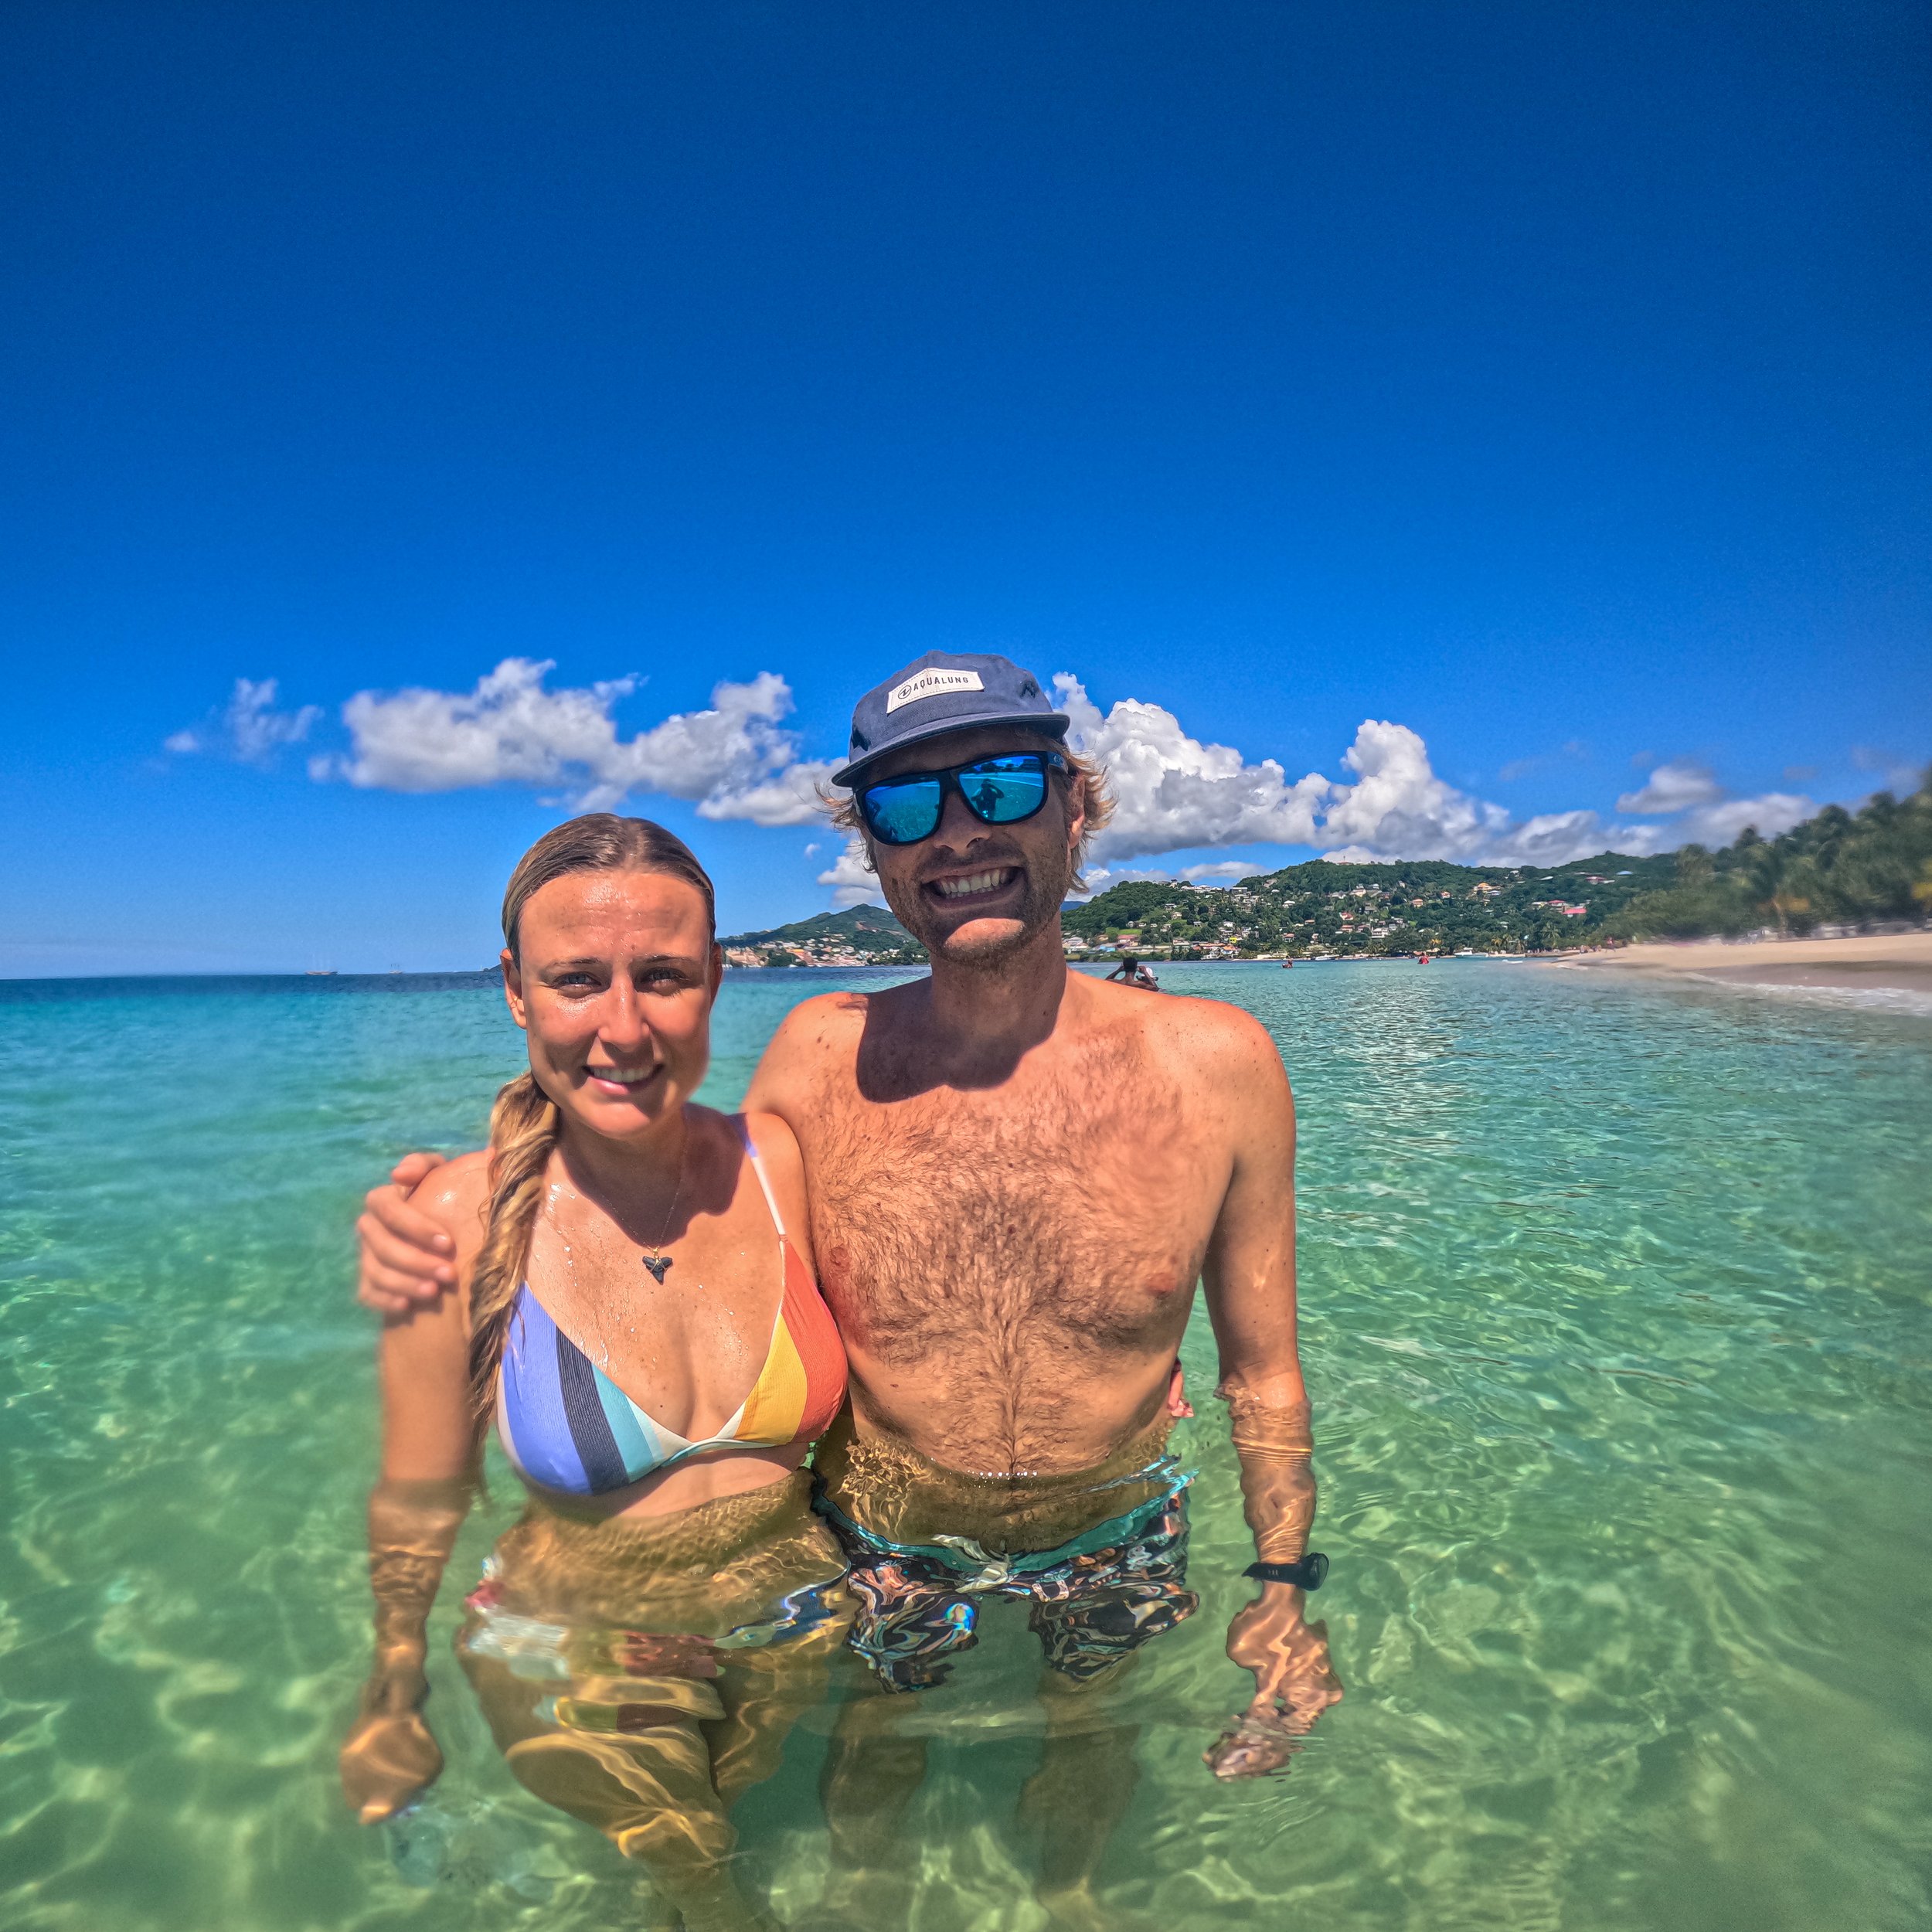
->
[861,756,1052,842]
[958,760,1047,821]
[863,778,944,843]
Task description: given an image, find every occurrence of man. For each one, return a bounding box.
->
[356,651,1341,1924]
[1102,952,1157,988]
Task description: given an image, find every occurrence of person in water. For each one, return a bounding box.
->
[356,652,1342,1927]
[338,817,849,1932]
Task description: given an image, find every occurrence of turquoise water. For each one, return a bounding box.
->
[2,961,1928,1930]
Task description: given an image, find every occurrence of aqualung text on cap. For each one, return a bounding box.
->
[832,651,1071,788]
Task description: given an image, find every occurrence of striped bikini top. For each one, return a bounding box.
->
[495,1120,847,1497]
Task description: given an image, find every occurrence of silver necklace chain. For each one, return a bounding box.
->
[641,1137,686,1284]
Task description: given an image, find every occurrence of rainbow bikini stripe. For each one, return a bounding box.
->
[495,1128,846,1497]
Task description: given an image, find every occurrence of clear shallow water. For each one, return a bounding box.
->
[2,961,1928,1930]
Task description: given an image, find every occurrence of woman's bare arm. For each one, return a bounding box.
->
[340,1155,489,1821]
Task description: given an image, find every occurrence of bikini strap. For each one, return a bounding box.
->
[735,1114,788,1243]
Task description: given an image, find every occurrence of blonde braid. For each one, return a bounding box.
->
[464,1072,561,1458]
[464,811,716,1462]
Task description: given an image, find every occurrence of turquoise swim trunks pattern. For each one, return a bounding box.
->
[816,1485,1199,1692]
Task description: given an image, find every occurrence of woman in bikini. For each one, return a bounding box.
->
[338,815,847,1932]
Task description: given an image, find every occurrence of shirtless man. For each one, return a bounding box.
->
[355,651,1342,1922]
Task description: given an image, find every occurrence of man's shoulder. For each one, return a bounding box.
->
[764,988,876,1053]
[1132,989,1286,1090]
[750,985,899,1104]
[767,977,931,1049]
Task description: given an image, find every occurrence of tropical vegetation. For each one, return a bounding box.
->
[723,770,1931,961]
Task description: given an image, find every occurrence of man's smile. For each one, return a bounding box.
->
[923,865,1022,906]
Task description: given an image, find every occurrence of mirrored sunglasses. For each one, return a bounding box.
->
[856,751,1068,846]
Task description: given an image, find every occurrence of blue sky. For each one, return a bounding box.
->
[4,2,1927,975]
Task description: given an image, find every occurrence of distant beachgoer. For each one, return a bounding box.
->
[356,652,1340,1925]
[338,817,849,1932]
[1104,953,1158,989]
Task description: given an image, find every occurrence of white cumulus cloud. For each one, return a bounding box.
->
[324,658,828,824]
[1616,760,1723,813]
[1056,679,1820,870]
[1315,719,1514,859]
[1055,675,1329,859]
[165,677,320,766]
[816,835,885,909]
[1661,791,1816,847]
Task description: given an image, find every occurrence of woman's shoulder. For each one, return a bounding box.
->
[411,1150,495,1255]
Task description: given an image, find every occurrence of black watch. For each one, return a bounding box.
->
[1242,1552,1328,1591]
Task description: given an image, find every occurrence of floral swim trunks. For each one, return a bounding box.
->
[815,1485,1199,1692]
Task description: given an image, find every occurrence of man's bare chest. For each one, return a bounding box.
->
[798,1073,1225,1359]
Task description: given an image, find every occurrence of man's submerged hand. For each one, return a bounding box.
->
[1206,1586,1344,1780]
[355,1152,454,1315]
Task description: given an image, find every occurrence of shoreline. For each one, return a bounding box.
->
[1539,931,1932,998]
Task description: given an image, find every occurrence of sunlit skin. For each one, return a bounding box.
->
[860,723,1083,971]
[341,869,825,1875]
[354,730,1344,1888]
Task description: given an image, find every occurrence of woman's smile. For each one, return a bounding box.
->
[583,1061,663,1094]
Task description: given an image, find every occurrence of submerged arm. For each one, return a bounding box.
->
[1199,1009,1313,1550]
[1197,1012,1342,1777]
[340,1161,488,1822]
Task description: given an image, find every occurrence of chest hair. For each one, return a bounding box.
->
[803,1035,1211,1377]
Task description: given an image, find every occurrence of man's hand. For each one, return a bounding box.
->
[1205,1585,1343,1780]
[356,1153,455,1315]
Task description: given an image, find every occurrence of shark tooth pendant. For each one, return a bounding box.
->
[639,1128,686,1290]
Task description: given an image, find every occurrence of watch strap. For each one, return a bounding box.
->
[1242,1552,1329,1591]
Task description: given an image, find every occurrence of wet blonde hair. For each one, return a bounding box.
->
[465,815,716,1455]
[823,736,1114,893]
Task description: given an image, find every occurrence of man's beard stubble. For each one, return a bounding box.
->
[878,838,1073,971]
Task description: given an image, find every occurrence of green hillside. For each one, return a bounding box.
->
[1064,773,1930,955]
[722,772,1930,962]
[721,903,925,963]
[1063,853,1679,956]
[723,903,910,948]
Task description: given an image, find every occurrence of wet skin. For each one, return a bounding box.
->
[354,732,1342,1830]
[345,870,838,1932]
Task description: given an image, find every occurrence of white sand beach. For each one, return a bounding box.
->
[1544,931,1932,996]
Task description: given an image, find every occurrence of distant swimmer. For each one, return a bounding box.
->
[1105,953,1159,990]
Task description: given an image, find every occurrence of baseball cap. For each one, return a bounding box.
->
[831,651,1071,788]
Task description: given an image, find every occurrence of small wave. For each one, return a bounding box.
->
[1685,973,1932,1018]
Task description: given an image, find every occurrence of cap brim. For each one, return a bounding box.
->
[832,712,1070,789]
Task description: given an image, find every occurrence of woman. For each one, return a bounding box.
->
[338,815,849,1932]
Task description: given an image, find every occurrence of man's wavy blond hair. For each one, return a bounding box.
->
[822,739,1114,895]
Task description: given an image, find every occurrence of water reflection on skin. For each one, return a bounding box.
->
[343,1473,850,1932]
[344,1434,1345,1929]
[791,1408,1344,1930]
